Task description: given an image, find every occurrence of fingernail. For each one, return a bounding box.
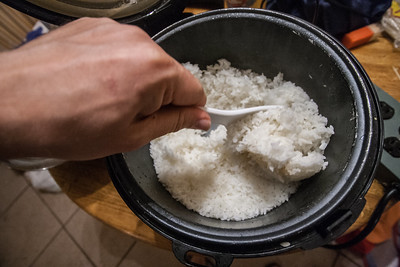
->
[193,119,211,131]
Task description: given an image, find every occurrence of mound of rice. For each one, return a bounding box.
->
[150,59,334,221]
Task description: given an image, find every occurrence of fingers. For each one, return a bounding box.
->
[166,63,207,107]
[25,17,145,48]
[54,17,118,38]
[125,50,207,117]
[127,106,211,149]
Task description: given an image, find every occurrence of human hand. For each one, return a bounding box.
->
[0,17,210,160]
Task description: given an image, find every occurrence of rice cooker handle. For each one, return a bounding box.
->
[172,241,234,267]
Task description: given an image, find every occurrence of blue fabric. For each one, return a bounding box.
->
[26,27,43,42]
[265,0,391,38]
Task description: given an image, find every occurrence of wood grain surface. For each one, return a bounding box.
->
[51,159,172,250]
[351,35,400,100]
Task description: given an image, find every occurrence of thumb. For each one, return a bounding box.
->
[132,106,211,145]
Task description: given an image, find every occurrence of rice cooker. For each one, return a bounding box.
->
[106,9,383,267]
[4,2,384,266]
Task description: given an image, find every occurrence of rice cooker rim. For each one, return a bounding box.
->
[108,8,383,256]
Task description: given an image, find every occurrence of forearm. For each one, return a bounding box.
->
[0,50,33,159]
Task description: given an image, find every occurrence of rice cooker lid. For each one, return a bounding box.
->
[2,0,186,27]
[25,0,161,19]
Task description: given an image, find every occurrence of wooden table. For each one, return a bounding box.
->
[51,14,400,251]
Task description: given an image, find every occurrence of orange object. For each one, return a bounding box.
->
[336,202,400,255]
[341,23,382,49]
[366,202,400,244]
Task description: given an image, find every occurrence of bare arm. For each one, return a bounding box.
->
[0,17,210,160]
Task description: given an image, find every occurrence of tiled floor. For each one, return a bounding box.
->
[0,162,396,267]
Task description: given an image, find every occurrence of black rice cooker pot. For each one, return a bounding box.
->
[107,8,383,266]
[1,0,186,35]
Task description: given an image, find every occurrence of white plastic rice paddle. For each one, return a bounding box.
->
[202,105,283,128]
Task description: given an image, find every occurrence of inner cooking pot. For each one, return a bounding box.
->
[107,8,382,266]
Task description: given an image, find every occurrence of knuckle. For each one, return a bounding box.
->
[173,110,187,132]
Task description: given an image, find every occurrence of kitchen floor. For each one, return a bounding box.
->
[0,162,396,267]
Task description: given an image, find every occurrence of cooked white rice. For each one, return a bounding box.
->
[150,59,334,221]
